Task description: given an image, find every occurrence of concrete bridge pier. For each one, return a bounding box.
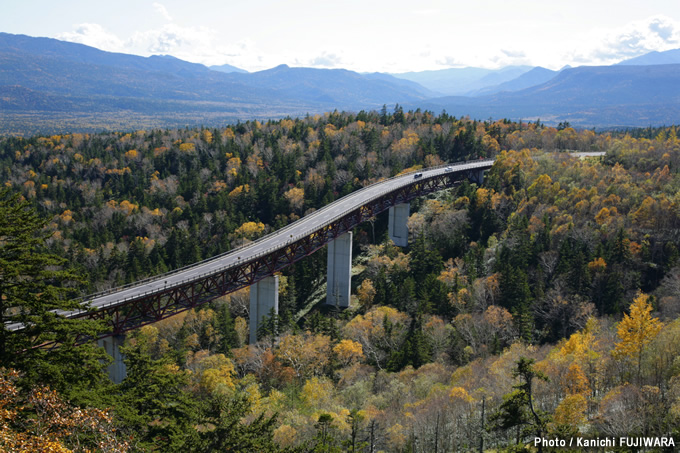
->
[98,334,127,384]
[249,275,279,344]
[472,169,486,185]
[388,203,410,247]
[326,232,352,308]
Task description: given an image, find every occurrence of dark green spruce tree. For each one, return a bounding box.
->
[490,357,550,452]
[0,188,109,398]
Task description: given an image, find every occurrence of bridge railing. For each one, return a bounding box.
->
[71,158,495,312]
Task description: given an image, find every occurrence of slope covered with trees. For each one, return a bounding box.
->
[2,110,680,451]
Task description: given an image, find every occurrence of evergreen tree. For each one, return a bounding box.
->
[196,392,284,453]
[497,245,534,341]
[490,357,550,452]
[312,413,341,452]
[0,188,108,397]
[387,316,430,371]
[409,234,443,285]
[214,302,238,355]
[342,409,367,453]
[116,331,200,451]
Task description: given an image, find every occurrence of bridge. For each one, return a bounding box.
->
[49,159,491,379]
[11,152,607,381]
[6,158,498,380]
[80,159,492,330]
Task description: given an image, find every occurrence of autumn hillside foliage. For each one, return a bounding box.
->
[2,111,680,451]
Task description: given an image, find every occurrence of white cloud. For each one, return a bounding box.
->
[306,52,344,68]
[52,12,680,73]
[435,56,465,68]
[501,49,526,59]
[128,24,211,54]
[566,15,680,65]
[57,23,125,53]
[413,9,440,16]
[57,21,257,69]
[153,2,173,22]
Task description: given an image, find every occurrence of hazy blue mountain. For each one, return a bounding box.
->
[210,63,248,73]
[1,32,680,133]
[416,64,680,127]
[469,67,559,96]
[363,72,440,98]
[0,33,213,76]
[228,64,427,107]
[0,32,429,132]
[618,48,680,65]
[391,66,534,95]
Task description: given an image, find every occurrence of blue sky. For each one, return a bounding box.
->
[3,0,680,72]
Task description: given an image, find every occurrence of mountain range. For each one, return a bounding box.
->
[1,32,679,134]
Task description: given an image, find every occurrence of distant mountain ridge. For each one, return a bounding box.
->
[617,48,680,66]
[209,63,248,74]
[0,32,679,133]
[468,67,560,96]
[391,66,534,96]
[0,32,428,129]
[415,64,680,127]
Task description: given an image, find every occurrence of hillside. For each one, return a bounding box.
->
[2,114,680,450]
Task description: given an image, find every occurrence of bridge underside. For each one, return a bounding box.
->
[75,167,485,338]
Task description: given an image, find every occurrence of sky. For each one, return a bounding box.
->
[2,0,680,73]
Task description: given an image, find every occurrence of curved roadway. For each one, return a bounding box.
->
[82,159,494,312]
[9,151,605,329]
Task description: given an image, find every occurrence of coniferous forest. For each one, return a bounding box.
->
[2,108,680,451]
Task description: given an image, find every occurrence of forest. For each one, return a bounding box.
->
[1,108,680,451]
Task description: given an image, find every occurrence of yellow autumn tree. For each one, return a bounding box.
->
[552,393,587,430]
[356,279,376,308]
[333,339,364,367]
[273,424,298,448]
[564,363,589,396]
[198,354,237,395]
[275,332,331,379]
[284,187,304,212]
[234,316,248,347]
[234,221,265,239]
[614,291,663,383]
[179,142,196,153]
[343,306,409,369]
[300,376,334,409]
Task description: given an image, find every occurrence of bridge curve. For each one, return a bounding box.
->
[74,158,494,335]
[8,159,493,336]
[13,152,607,336]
